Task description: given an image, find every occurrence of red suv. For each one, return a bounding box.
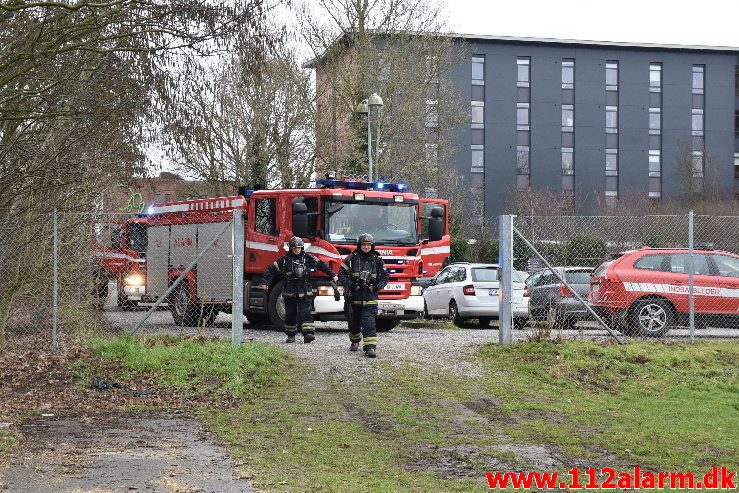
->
[589,248,739,336]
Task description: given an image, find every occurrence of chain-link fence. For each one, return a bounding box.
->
[501,213,739,341]
[0,209,244,353]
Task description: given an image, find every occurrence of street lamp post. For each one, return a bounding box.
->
[356,93,383,181]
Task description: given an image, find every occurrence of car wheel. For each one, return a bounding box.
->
[448,300,465,327]
[376,319,400,332]
[629,298,673,337]
[546,304,563,330]
[423,300,431,320]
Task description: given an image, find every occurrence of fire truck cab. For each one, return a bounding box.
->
[95,216,147,308]
[143,179,449,330]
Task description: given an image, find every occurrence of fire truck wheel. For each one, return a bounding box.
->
[245,314,271,326]
[170,283,217,327]
[376,319,400,332]
[266,281,286,331]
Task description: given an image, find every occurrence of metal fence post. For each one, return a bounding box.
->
[232,209,244,345]
[498,215,513,345]
[688,210,695,343]
[52,209,58,352]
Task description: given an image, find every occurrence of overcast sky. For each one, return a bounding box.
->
[444,0,739,48]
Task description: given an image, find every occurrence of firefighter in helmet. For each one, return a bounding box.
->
[260,236,338,343]
[338,233,389,358]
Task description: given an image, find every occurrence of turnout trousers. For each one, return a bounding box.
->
[284,296,314,338]
[348,303,378,350]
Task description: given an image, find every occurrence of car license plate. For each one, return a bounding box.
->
[379,302,403,311]
[488,288,498,296]
[384,283,405,291]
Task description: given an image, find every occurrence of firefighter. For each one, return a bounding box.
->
[259,236,338,344]
[338,233,389,358]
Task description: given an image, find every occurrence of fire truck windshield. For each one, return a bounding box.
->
[127,222,147,253]
[325,201,417,245]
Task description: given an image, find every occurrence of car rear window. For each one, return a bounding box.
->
[593,261,612,277]
[713,254,739,278]
[472,268,498,282]
[634,254,665,271]
[565,271,592,284]
[512,271,528,283]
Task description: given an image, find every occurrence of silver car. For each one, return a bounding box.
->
[423,263,529,328]
[527,266,593,329]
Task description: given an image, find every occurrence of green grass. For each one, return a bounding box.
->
[0,429,18,457]
[78,336,738,491]
[475,341,739,470]
[91,334,291,399]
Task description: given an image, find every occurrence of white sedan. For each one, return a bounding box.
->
[423,263,529,329]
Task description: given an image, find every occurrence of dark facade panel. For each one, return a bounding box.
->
[444,39,739,218]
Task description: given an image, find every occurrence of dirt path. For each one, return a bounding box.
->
[0,413,255,493]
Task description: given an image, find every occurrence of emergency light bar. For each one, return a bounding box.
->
[315,179,408,192]
[147,197,244,215]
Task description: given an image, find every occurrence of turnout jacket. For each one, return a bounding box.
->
[338,250,389,304]
[260,251,336,298]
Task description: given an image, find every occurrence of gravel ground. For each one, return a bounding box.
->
[104,304,738,383]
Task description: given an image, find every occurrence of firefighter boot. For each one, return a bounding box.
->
[350,341,360,352]
[364,347,376,358]
[303,332,315,344]
[285,333,296,343]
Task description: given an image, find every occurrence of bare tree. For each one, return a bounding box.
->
[159,43,315,191]
[300,0,468,198]
[0,0,272,344]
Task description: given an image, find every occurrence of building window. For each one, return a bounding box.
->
[649,150,661,177]
[562,148,574,176]
[472,56,485,84]
[649,108,661,135]
[606,149,618,176]
[692,151,704,177]
[425,100,438,128]
[606,61,619,91]
[649,63,662,92]
[562,104,574,132]
[471,148,483,168]
[516,146,530,174]
[735,110,739,137]
[692,109,704,136]
[426,143,439,168]
[692,65,705,94]
[471,102,484,124]
[562,59,574,89]
[517,57,530,88]
[606,106,618,133]
[517,103,530,130]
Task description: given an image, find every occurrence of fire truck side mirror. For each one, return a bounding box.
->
[428,207,444,242]
[292,202,308,238]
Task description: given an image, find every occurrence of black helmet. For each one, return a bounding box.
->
[357,233,374,246]
[288,236,304,249]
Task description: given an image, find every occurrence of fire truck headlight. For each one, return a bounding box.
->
[125,274,145,287]
[410,285,423,296]
[318,285,344,296]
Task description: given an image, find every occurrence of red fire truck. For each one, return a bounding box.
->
[142,179,449,330]
[94,215,148,308]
